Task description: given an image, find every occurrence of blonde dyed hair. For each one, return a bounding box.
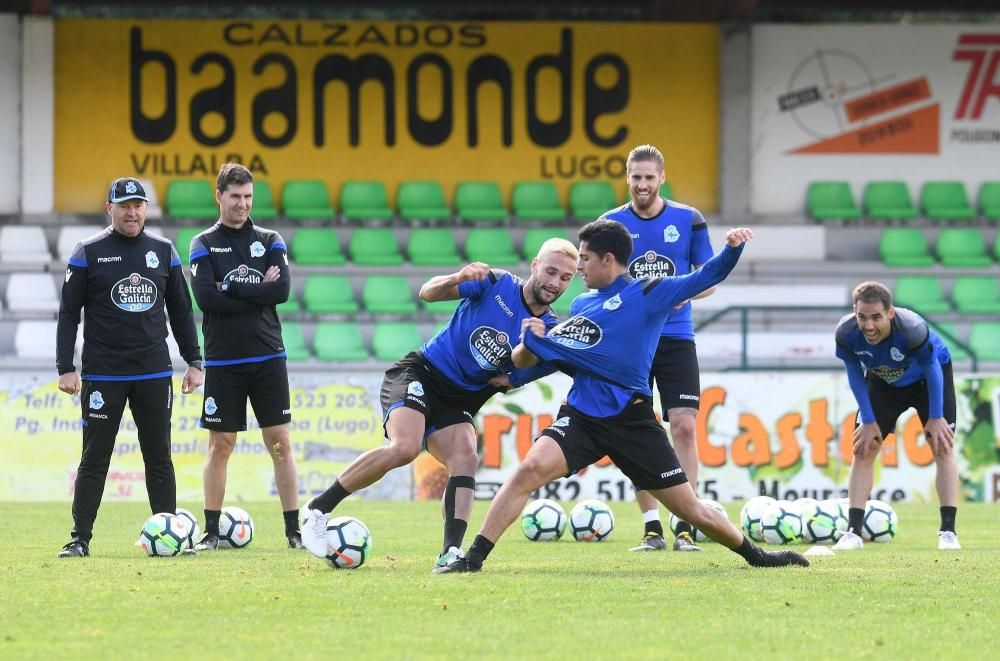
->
[534,237,579,263]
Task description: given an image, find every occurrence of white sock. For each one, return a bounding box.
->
[642,509,661,524]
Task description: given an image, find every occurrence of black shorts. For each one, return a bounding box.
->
[380,351,498,441]
[200,358,291,432]
[539,398,689,491]
[866,362,956,437]
[648,338,701,417]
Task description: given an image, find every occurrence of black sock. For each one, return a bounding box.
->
[674,520,692,536]
[466,534,495,569]
[940,506,957,533]
[204,509,221,536]
[283,509,299,536]
[732,535,764,564]
[848,507,865,536]
[442,519,468,554]
[441,475,475,554]
[311,479,351,514]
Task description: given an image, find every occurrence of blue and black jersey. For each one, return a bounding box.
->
[522,244,744,417]
[601,200,713,340]
[56,227,201,380]
[421,269,559,391]
[835,307,951,423]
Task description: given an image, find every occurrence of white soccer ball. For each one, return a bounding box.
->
[792,497,819,515]
[669,498,727,543]
[325,516,372,569]
[218,506,254,549]
[800,499,848,544]
[175,508,200,549]
[520,498,568,541]
[760,500,803,545]
[136,512,191,557]
[862,500,898,543]
[569,499,615,542]
[739,496,775,543]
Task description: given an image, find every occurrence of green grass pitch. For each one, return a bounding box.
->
[2,501,997,659]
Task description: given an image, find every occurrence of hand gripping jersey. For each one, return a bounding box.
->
[189,219,290,366]
[57,227,201,379]
[834,307,951,423]
[421,269,559,391]
[600,200,713,340]
[523,244,743,417]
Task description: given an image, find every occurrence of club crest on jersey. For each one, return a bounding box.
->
[250,241,265,258]
[145,250,159,268]
[204,397,218,415]
[628,252,675,279]
[224,264,264,284]
[603,294,622,311]
[663,225,680,243]
[89,391,104,410]
[549,316,602,350]
[470,326,513,370]
[890,347,904,362]
[407,381,425,397]
[111,273,157,312]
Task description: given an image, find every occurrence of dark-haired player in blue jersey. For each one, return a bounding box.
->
[300,239,580,570]
[832,281,960,551]
[437,220,809,572]
[602,144,715,553]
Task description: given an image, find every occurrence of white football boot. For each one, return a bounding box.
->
[937,531,961,550]
[299,503,330,558]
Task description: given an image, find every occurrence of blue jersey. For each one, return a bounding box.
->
[523,245,744,417]
[834,307,951,422]
[421,270,559,391]
[601,200,713,340]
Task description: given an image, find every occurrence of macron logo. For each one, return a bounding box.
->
[97,256,122,263]
[210,247,232,253]
[493,295,514,317]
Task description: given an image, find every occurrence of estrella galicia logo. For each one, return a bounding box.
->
[469,326,513,370]
[224,264,264,285]
[145,250,159,268]
[89,390,104,410]
[663,225,680,243]
[603,294,622,311]
[890,347,905,362]
[111,273,157,312]
[407,381,424,397]
[204,397,218,415]
[549,316,602,350]
[628,251,675,279]
[250,241,265,258]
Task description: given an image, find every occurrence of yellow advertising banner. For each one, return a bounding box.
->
[54,20,719,213]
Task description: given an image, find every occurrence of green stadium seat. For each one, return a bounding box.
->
[921,181,974,221]
[464,229,520,266]
[455,181,507,224]
[878,229,934,267]
[978,181,1000,221]
[363,276,418,315]
[398,181,451,223]
[951,277,1000,313]
[936,229,992,267]
[373,322,422,361]
[340,181,394,223]
[281,322,310,361]
[864,181,917,220]
[522,228,575,261]
[349,228,403,265]
[302,275,358,314]
[314,322,369,361]
[894,276,950,313]
[282,180,335,221]
[421,297,460,317]
[551,277,588,316]
[251,180,278,220]
[276,290,301,314]
[290,228,345,265]
[166,180,218,219]
[407,229,461,266]
[175,227,202,264]
[995,233,1000,261]
[569,182,618,221]
[807,181,861,221]
[512,181,566,223]
[969,322,1000,361]
[930,322,969,361]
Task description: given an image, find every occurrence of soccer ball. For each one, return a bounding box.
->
[760,500,803,545]
[175,508,200,549]
[218,506,254,549]
[669,498,727,543]
[800,499,848,544]
[136,512,191,557]
[739,496,775,543]
[569,499,615,542]
[520,498,568,541]
[792,497,819,515]
[325,516,372,569]
[862,500,898,543]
